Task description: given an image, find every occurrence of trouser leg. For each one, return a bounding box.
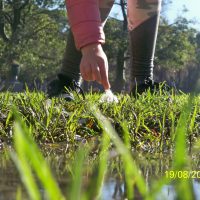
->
[60,30,82,82]
[60,0,114,82]
[128,0,161,87]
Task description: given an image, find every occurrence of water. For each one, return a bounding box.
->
[101,179,200,200]
[0,145,200,200]
[0,148,24,200]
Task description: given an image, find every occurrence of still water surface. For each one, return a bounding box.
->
[102,179,200,200]
[0,145,200,200]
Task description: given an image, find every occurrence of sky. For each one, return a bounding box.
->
[110,0,200,30]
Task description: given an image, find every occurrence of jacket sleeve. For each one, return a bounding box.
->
[66,0,105,50]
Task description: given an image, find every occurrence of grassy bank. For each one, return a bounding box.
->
[0,90,199,152]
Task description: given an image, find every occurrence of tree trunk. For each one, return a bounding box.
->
[112,48,126,92]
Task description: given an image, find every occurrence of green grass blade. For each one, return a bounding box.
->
[95,132,110,199]
[121,121,131,150]
[70,146,89,200]
[16,186,22,200]
[91,105,147,199]
[172,96,195,200]
[173,97,192,169]
[11,150,41,200]
[189,99,197,134]
[13,109,65,200]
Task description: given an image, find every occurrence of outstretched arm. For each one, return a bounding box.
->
[65,0,110,90]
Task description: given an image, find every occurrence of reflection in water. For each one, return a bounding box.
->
[156,180,200,200]
[112,178,124,199]
[0,148,25,200]
[156,185,177,200]
[102,179,200,200]
[193,180,200,200]
[0,145,200,200]
[102,179,124,200]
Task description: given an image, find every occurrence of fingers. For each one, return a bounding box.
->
[91,65,101,84]
[80,44,110,90]
[99,59,110,90]
[81,64,109,89]
[80,62,102,83]
[80,64,93,81]
[80,63,110,90]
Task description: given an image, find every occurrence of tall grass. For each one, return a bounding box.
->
[147,95,196,200]
[6,92,199,199]
[91,105,147,199]
[172,96,195,200]
[11,109,64,200]
[69,146,89,200]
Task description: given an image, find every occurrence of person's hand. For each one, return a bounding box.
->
[80,43,110,90]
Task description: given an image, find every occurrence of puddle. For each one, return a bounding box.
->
[0,145,199,200]
[101,179,200,200]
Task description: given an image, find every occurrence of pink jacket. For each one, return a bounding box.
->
[66,0,105,50]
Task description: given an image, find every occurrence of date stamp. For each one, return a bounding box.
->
[165,170,200,179]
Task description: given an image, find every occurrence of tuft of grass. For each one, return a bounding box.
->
[11,108,65,200]
[172,96,195,200]
[91,104,148,199]
[0,91,199,153]
[69,146,89,200]
[147,95,195,200]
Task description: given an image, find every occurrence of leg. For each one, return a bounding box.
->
[60,30,82,83]
[128,0,162,88]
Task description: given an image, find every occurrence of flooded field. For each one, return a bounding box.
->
[1,143,200,200]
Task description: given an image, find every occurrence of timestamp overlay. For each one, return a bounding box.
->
[165,170,200,179]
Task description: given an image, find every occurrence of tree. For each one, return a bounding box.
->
[156,16,198,69]
[0,0,67,82]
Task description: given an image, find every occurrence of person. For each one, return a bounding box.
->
[47,0,162,100]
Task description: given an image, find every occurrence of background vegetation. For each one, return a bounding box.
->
[0,0,200,91]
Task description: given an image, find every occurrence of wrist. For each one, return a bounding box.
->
[81,43,102,55]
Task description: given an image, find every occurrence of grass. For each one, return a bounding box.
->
[0,90,200,199]
[0,90,199,150]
